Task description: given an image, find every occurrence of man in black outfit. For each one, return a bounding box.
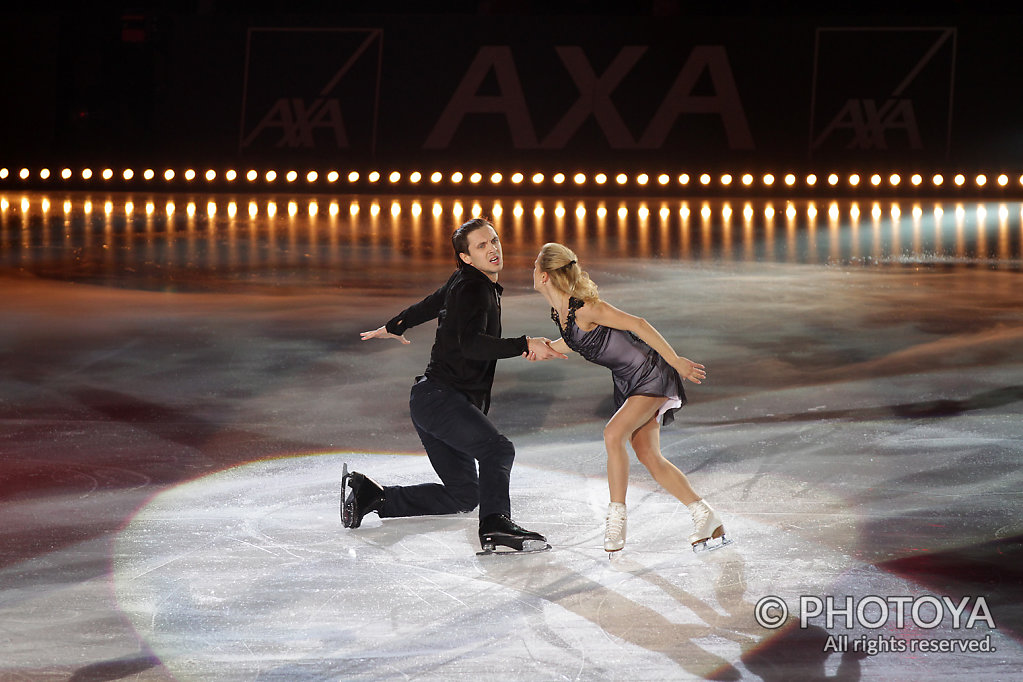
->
[349,217,566,552]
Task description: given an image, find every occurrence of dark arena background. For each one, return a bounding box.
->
[2,2,1022,680]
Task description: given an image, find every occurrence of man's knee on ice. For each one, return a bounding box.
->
[450,482,480,513]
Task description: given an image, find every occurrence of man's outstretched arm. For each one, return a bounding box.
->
[361,272,455,344]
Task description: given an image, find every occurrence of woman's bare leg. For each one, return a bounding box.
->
[602,396,663,502]
[630,417,700,505]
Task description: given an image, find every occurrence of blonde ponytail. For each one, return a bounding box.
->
[538,242,600,303]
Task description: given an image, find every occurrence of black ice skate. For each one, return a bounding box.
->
[340,463,386,529]
[477,513,551,556]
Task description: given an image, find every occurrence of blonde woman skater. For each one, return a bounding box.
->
[533,242,730,555]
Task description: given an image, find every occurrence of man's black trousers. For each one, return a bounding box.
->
[379,376,514,520]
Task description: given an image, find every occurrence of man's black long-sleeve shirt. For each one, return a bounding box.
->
[385,265,528,414]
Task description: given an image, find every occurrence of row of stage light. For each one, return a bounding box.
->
[4,195,1020,268]
[3,195,1021,224]
[3,166,1023,194]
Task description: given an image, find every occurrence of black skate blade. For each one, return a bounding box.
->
[341,462,351,495]
[340,463,355,527]
[476,541,552,556]
[692,535,733,553]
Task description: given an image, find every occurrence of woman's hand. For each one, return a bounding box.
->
[673,357,706,384]
[523,337,569,361]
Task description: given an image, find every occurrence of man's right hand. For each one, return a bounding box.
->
[524,337,568,361]
[360,325,410,344]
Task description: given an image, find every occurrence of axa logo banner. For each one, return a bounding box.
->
[230,20,967,166]
[239,28,382,156]
[809,27,956,160]
[420,44,755,153]
[240,24,762,162]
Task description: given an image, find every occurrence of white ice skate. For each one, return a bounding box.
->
[687,499,732,552]
[604,502,627,555]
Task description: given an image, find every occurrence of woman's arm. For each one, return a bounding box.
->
[523,337,572,362]
[579,301,706,383]
[548,337,572,355]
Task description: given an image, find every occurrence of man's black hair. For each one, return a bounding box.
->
[451,217,495,269]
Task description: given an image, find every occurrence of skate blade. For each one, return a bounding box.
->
[340,463,357,528]
[692,535,733,553]
[476,541,552,556]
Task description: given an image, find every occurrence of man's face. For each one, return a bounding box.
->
[459,225,503,281]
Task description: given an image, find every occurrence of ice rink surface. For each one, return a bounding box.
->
[1,192,1021,680]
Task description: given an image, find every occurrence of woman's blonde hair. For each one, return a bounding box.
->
[537,242,600,303]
